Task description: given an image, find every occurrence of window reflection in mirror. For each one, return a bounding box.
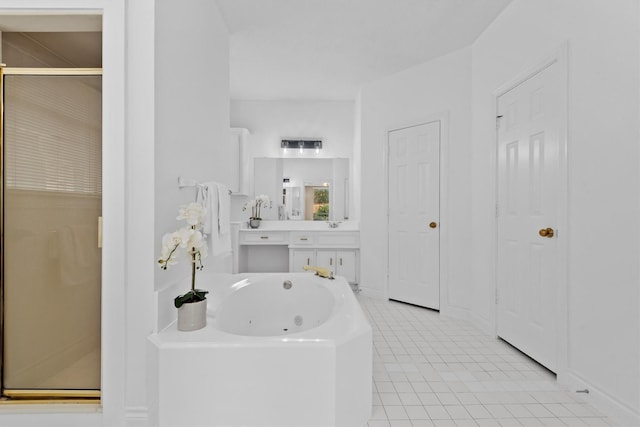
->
[305,186,329,220]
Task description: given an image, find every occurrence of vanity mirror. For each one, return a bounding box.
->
[253,157,349,221]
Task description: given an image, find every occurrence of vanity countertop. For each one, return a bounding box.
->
[236,220,359,231]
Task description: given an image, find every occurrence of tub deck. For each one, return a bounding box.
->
[147,273,372,427]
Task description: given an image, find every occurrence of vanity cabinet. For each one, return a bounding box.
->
[291,249,315,272]
[239,229,359,283]
[315,249,357,283]
[288,231,359,284]
[290,248,358,283]
[238,230,288,244]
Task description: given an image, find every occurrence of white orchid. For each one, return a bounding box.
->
[242,194,272,219]
[256,194,270,205]
[158,203,210,308]
[176,202,206,227]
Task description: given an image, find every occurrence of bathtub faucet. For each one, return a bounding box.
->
[303,265,334,279]
[326,221,341,228]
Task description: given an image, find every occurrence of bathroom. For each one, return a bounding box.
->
[0,1,638,426]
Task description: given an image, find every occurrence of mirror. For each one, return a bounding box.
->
[253,158,349,221]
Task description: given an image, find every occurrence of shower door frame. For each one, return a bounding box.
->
[0,67,103,402]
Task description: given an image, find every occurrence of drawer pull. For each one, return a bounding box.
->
[340,258,343,266]
[307,258,310,265]
[260,236,269,240]
[330,258,333,266]
[300,237,308,241]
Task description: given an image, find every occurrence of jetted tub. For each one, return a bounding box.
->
[147,273,372,427]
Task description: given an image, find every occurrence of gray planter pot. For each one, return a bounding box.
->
[177,298,207,331]
[249,218,261,229]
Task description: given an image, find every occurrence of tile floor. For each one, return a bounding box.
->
[358,296,613,427]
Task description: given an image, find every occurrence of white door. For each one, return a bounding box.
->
[336,250,357,283]
[496,61,563,372]
[316,250,335,273]
[388,121,440,309]
[291,249,314,273]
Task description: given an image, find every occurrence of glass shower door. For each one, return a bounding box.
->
[1,69,102,397]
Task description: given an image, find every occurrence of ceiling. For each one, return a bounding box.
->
[216,0,513,101]
[0,3,515,100]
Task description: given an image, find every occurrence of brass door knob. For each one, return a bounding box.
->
[539,227,554,238]
[429,222,437,229]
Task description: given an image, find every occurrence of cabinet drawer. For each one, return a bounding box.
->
[239,231,288,245]
[315,232,359,247]
[290,232,315,246]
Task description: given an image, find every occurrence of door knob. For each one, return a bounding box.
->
[429,222,437,229]
[539,227,554,238]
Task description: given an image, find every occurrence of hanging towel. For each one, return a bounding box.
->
[217,183,230,235]
[197,182,232,256]
[58,225,100,287]
[197,183,216,235]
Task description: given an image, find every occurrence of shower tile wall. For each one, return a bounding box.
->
[358,296,612,427]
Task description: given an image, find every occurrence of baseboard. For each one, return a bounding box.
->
[559,370,640,426]
[125,406,148,427]
[439,304,471,321]
[466,310,493,335]
[358,287,386,300]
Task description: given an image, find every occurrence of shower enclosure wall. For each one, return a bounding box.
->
[1,68,102,399]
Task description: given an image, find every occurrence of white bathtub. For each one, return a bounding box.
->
[148,272,372,427]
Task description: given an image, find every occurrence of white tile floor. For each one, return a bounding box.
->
[358,296,613,427]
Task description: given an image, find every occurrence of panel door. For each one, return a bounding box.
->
[291,249,315,273]
[2,72,102,393]
[336,250,357,283]
[496,61,562,372]
[388,121,440,309]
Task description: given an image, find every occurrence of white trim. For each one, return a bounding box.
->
[101,1,127,425]
[559,370,640,426]
[384,112,450,310]
[125,406,149,427]
[491,43,569,376]
[358,287,386,300]
[467,311,493,336]
[438,305,470,322]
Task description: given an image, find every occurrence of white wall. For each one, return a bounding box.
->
[148,0,232,422]
[231,100,355,159]
[470,0,639,423]
[358,47,473,309]
[125,0,155,423]
[153,0,231,293]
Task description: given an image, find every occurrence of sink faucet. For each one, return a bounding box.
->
[326,221,341,228]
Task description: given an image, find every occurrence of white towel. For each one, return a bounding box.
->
[217,183,230,235]
[197,181,232,256]
[58,225,100,286]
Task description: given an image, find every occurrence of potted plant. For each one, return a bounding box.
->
[243,194,271,228]
[158,202,209,331]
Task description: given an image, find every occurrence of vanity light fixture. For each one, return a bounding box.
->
[281,139,323,153]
